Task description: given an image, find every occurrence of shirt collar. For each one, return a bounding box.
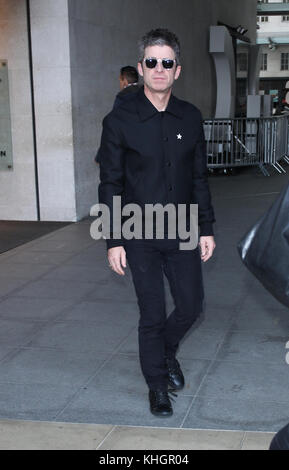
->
[124,82,138,88]
[137,86,183,121]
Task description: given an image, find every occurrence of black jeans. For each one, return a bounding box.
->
[125,238,204,391]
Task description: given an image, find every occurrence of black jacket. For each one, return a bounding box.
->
[113,83,140,109]
[98,86,215,248]
[95,85,140,163]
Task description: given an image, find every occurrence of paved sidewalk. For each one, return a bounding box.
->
[0,419,275,450]
[0,166,288,449]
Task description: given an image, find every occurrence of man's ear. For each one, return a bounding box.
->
[137,61,144,77]
[174,65,181,81]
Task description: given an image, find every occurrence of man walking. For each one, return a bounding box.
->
[98,28,215,417]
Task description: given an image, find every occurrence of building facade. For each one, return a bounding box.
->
[257,0,289,97]
[0,0,257,222]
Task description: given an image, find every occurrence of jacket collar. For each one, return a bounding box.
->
[137,86,183,121]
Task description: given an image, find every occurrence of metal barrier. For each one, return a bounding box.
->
[204,115,289,175]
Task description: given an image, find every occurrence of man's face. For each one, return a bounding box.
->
[137,45,181,94]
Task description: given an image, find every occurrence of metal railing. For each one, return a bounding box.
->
[204,115,289,175]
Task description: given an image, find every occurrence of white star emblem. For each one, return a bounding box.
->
[177,133,182,140]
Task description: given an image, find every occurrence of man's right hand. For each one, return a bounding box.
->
[107,246,127,275]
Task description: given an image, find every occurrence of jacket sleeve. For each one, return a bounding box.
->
[192,112,216,236]
[98,115,125,249]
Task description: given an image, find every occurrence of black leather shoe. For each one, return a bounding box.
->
[149,389,174,417]
[166,357,185,391]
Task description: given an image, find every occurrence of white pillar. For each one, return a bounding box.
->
[29,0,77,221]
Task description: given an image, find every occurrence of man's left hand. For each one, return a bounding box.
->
[199,236,216,262]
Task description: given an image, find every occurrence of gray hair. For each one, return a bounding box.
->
[138,28,181,66]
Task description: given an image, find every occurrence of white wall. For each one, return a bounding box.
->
[0,0,37,220]
[29,0,77,221]
[258,0,289,34]
[260,45,289,78]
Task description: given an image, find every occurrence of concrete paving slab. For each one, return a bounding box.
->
[197,305,236,330]
[203,282,244,308]
[241,431,275,450]
[1,250,75,266]
[66,244,110,265]
[0,418,276,450]
[0,419,113,450]
[232,308,289,335]
[197,360,289,404]
[215,330,289,365]
[42,264,111,283]
[59,299,138,326]
[98,425,245,450]
[0,279,31,298]
[57,388,193,428]
[0,348,109,387]
[25,321,136,353]
[182,395,289,432]
[0,383,77,421]
[0,263,53,280]
[87,354,146,394]
[234,289,289,321]
[244,284,288,312]
[47,231,95,244]
[26,238,94,253]
[0,347,18,363]
[48,224,94,238]
[119,326,228,361]
[177,327,229,360]
[0,297,74,321]
[12,279,98,300]
[92,354,211,397]
[86,277,137,302]
[0,319,45,347]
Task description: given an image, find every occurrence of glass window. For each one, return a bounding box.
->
[237,53,248,71]
[261,53,267,71]
[282,0,289,20]
[281,53,289,70]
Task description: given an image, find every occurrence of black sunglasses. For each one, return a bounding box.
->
[144,58,176,69]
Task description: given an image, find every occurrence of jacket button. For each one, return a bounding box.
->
[163,137,168,141]
[167,161,171,167]
[169,186,173,191]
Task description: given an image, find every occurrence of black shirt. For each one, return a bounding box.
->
[98,86,215,248]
